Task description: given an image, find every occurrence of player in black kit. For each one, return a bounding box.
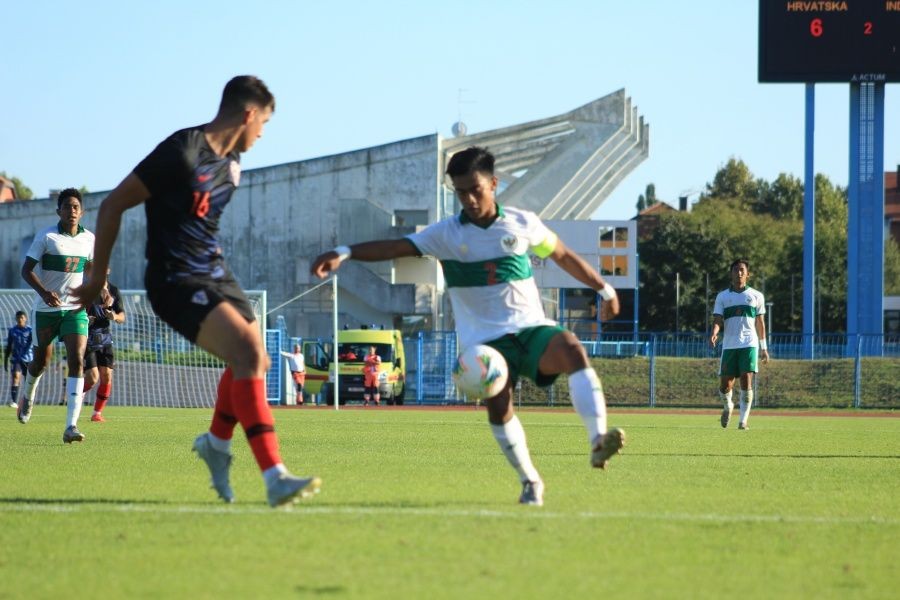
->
[83,271,124,422]
[73,76,320,507]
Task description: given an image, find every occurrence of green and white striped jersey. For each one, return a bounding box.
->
[713,286,766,349]
[406,205,558,349]
[26,224,94,312]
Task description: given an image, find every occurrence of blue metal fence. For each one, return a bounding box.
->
[403,331,460,405]
[515,331,899,409]
[264,328,284,403]
[266,329,899,409]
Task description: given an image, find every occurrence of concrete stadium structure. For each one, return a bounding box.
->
[0,89,648,338]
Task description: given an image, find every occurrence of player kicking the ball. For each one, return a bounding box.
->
[311,146,625,507]
[73,76,320,507]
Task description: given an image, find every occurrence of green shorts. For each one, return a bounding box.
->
[719,347,758,377]
[34,309,89,347]
[485,325,567,388]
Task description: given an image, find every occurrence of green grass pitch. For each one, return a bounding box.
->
[0,406,897,599]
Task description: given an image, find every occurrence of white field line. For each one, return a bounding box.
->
[0,502,896,526]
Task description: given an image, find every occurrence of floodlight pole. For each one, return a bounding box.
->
[333,274,340,411]
[847,81,885,356]
[802,83,815,359]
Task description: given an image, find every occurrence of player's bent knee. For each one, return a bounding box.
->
[556,332,589,368]
[230,343,268,375]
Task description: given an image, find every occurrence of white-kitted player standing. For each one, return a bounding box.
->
[709,259,770,430]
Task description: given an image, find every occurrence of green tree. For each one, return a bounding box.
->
[885,240,900,296]
[702,158,758,204]
[638,161,851,333]
[645,183,658,206]
[758,173,804,219]
[0,171,34,200]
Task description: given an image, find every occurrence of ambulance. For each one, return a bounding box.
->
[302,327,406,405]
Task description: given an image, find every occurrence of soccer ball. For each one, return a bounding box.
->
[452,344,509,399]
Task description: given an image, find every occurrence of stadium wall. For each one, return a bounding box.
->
[0,135,439,337]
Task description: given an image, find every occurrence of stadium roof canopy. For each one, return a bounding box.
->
[443,88,649,220]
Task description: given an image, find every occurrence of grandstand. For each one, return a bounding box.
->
[0,88,649,343]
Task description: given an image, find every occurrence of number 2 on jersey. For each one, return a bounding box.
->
[484,261,498,285]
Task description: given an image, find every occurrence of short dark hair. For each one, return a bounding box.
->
[446,146,495,178]
[57,188,82,209]
[730,258,750,271]
[219,75,275,115]
[15,310,26,319]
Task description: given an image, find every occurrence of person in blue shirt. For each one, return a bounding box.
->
[5,311,34,408]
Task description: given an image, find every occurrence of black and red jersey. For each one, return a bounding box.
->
[134,126,241,281]
[87,283,122,350]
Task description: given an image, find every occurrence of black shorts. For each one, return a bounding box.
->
[9,359,28,375]
[145,268,255,343]
[85,345,115,370]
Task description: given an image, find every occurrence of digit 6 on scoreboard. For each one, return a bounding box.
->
[809,18,823,38]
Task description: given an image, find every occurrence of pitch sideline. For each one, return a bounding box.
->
[0,502,895,526]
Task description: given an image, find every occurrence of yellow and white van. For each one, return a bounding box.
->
[303,328,406,405]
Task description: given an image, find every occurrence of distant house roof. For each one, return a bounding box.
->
[887,168,900,245]
[636,201,676,218]
[633,200,677,240]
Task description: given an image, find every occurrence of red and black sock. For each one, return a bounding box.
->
[94,382,111,412]
[231,377,281,471]
[210,368,238,440]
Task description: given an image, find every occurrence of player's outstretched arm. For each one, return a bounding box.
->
[310,239,419,279]
[548,238,620,318]
[71,174,150,306]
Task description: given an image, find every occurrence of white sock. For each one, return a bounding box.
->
[65,377,84,428]
[490,415,541,483]
[719,389,734,410]
[739,389,753,424]
[263,463,288,488]
[23,371,44,401]
[568,368,607,445]
[208,432,232,454]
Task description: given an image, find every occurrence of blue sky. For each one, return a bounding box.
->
[3,0,898,221]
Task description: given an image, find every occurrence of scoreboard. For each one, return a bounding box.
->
[759,0,900,82]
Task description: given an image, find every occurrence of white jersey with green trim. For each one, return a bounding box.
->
[713,286,766,349]
[26,224,95,312]
[407,205,558,349]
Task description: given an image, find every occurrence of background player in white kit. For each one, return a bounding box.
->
[20,188,94,443]
[709,259,770,430]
